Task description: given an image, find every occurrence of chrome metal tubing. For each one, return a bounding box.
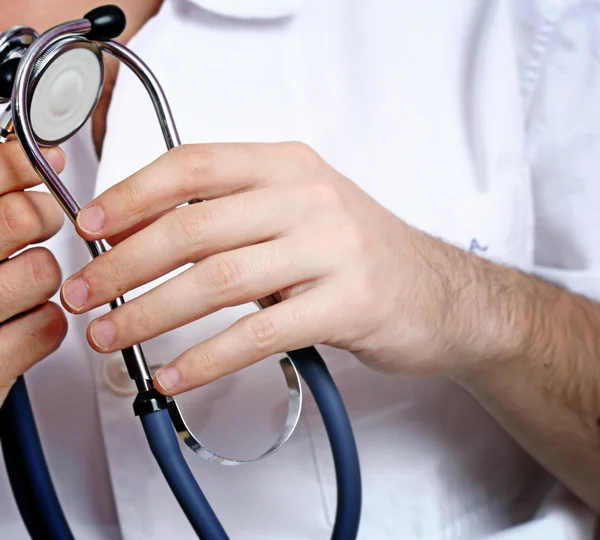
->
[98,40,305,464]
[98,40,181,150]
[12,20,91,222]
[11,24,303,461]
[167,356,302,465]
[11,19,153,383]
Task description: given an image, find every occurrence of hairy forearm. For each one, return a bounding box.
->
[455,258,600,512]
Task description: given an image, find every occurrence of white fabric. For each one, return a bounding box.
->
[0,0,599,538]
[186,0,304,19]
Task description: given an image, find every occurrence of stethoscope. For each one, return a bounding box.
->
[0,6,361,539]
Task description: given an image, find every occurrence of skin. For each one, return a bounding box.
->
[0,142,67,405]
[0,1,162,405]
[60,142,600,514]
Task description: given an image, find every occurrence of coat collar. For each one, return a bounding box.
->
[183,0,304,19]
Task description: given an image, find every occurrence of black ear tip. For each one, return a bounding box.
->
[0,58,20,100]
[84,5,127,40]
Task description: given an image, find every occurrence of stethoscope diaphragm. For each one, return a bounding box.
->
[27,37,104,146]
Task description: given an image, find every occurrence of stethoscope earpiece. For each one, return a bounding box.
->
[83,5,127,40]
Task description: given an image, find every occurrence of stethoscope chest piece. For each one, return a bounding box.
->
[27,38,104,146]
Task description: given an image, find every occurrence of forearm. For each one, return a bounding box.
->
[455,258,600,512]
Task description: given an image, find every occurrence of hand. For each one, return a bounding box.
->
[1,0,164,154]
[60,143,516,395]
[0,141,68,405]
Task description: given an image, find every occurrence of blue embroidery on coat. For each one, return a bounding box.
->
[469,238,489,253]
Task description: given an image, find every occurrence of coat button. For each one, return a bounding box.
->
[102,352,164,395]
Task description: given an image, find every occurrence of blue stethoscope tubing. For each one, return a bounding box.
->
[1,348,361,540]
[0,376,75,540]
[0,6,362,539]
[141,347,362,540]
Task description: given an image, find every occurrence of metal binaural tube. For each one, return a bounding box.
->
[98,40,181,150]
[11,19,91,222]
[11,19,153,383]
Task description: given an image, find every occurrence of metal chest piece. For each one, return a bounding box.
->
[0,26,104,146]
[28,38,104,146]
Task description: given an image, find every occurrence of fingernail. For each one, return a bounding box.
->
[78,205,104,234]
[90,319,116,350]
[46,147,65,171]
[156,367,180,392]
[62,278,89,309]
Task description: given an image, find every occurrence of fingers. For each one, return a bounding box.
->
[0,191,65,260]
[75,142,318,240]
[61,188,301,313]
[0,141,65,195]
[0,301,68,403]
[0,247,63,324]
[153,289,329,395]
[82,237,324,352]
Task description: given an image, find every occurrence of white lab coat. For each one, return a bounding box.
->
[0,0,598,538]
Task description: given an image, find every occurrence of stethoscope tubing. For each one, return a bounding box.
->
[139,346,362,540]
[0,8,362,539]
[287,347,362,540]
[141,409,230,539]
[0,376,75,540]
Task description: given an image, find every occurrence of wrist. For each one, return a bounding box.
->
[450,256,563,384]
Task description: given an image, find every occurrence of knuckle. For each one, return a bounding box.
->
[311,180,344,210]
[172,144,216,181]
[340,220,367,255]
[281,141,319,164]
[170,206,212,247]
[203,255,243,295]
[26,248,62,296]
[193,345,220,379]
[94,252,129,290]
[0,192,41,243]
[130,302,155,336]
[115,179,146,212]
[244,314,279,352]
[0,270,18,301]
